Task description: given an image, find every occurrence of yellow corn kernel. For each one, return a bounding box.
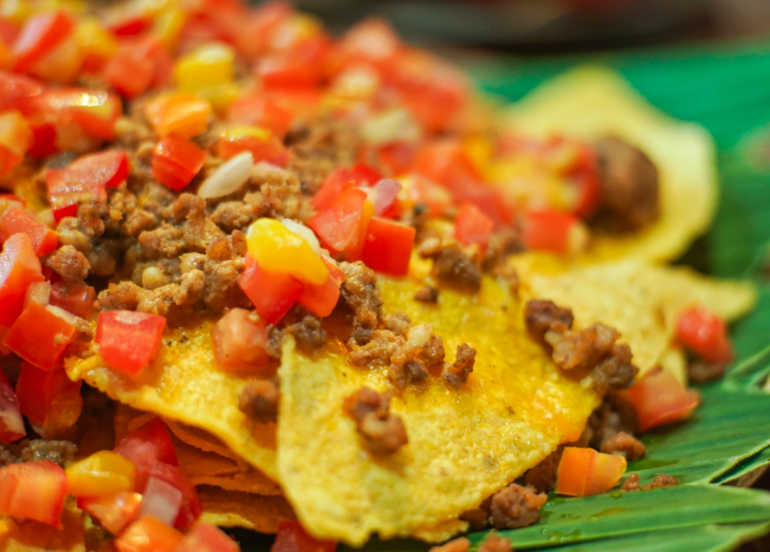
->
[154,6,186,49]
[75,17,118,60]
[65,451,136,497]
[246,218,328,285]
[196,82,243,113]
[464,135,492,169]
[222,125,272,142]
[174,42,234,91]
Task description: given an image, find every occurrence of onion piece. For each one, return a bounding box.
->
[280,218,321,253]
[140,476,183,526]
[198,151,254,199]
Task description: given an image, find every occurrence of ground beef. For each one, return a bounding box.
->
[477,533,512,552]
[238,379,279,424]
[482,228,523,271]
[524,299,574,346]
[18,439,77,467]
[600,431,646,460]
[414,285,439,303]
[0,446,16,466]
[687,360,726,383]
[593,136,660,231]
[429,537,470,552]
[340,261,383,345]
[46,245,91,282]
[285,314,327,352]
[488,483,547,530]
[443,343,476,387]
[343,387,408,455]
[349,329,401,368]
[581,394,639,450]
[525,449,563,493]
[622,473,679,492]
[427,243,482,291]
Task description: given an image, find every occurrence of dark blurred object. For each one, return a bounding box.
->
[294,0,770,51]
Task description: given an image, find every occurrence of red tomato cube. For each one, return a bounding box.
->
[0,461,67,526]
[95,310,166,375]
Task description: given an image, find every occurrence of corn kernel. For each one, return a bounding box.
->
[153,6,186,48]
[174,42,235,91]
[75,17,119,60]
[246,218,328,285]
[65,451,136,497]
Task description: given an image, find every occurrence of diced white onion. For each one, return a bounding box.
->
[139,477,183,526]
[252,160,290,181]
[26,281,51,306]
[361,108,420,145]
[280,218,321,253]
[198,151,254,199]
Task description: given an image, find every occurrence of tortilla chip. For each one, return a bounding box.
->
[166,421,241,461]
[503,66,717,263]
[65,318,279,480]
[198,487,295,533]
[513,256,756,379]
[277,274,600,545]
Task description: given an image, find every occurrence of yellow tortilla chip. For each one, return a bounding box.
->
[503,66,717,263]
[277,274,599,545]
[66,318,279,480]
[198,487,295,534]
[166,421,241,462]
[513,255,755,379]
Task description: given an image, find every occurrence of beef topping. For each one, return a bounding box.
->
[46,245,91,282]
[593,136,660,231]
[285,314,327,352]
[687,360,726,383]
[238,379,279,423]
[443,343,476,387]
[2,439,79,467]
[622,473,679,492]
[477,533,512,552]
[343,387,408,455]
[524,449,563,493]
[599,431,646,460]
[488,483,547,530]
[524,299,574,345]
[429,243,482,291]
[414,285,439,303]
[340,261,383,345]
[580,394,639,450]
[428,537,471,552]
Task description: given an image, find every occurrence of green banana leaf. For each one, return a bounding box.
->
[352,42,770,552]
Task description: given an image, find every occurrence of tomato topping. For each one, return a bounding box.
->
[78,491,142,535]
[0,207,57,256]
[116,516,183,552]
[27,120,57,158]
[257,35,331,89]
[217,128,290,166]
[0,461,67,527]
[145,462,201,530]
[298,257,345,318]
[620,369,700,432]
[3,301,76,371]
[271,521,336,552]
[66,451,136,498]
[152,136,207,191]
[309,187,372,258]
[0,233,44,327]
[238,255,303,324]
[49,281,95,318]
[115,418,178,491]
[521,210,579,254]
[373,141,416,176]
[177,521,240,552]
[676,306,733,365]
[145,92,212,139]
[211,308,273,376]
[37,87,121,140]
[569,143,601,218]
[371,178,401,218]
[0,369,24,443]
[12,11,74,72]
[361,216,415,276]
[0,110,31,177]
[139,476,183,526]
[46,150,129,215]
[103,43,156,98]
[227,94,293,137]
[15,363,82,434]
[96,310,166,375]
[311,165,381,212]
[454,203,494,249]
[555,447,627,497]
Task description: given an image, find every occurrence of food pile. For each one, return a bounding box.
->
[0,1,757,550]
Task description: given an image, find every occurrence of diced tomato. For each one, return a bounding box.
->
[0,207,57,256]
[103,43,155,98]
[0,17,19,47]
[27,120,58,158]
[52,203,78,223]
[3,301,76,371]
[12,11,74,72]
[371,178,401,218]
[0,110,31,177]
[66,450,136,498]
[139,476,182,526]
[95,310,166,375]
[238,256,303,324]
[271,521,336,552]
[115,516,183,552]
[217,131,289,166]
[49,282,95,318]
[257,35,331,89]
[454,203,494,249]
[211,308,273,375]
[521,210,579,254]
[37,87,122,140]
[0,461,67,527]
[78,491,142,535]
[676,306,733,365]
[28,32,82,84]
[177,521,240,552]
[311,165,382,212]
[46,150,129,215]
[569,144,601,218]
[15,363,82,434]
[408,175,452,217]
[309,187,371,258]
[620,369,700,432]
[555,447,627,497]
[0,71,43,113]
[227,94,294,137]
[144,462,201,530]
[0,369,24,443]
[361,216,415,276]
[335,18,401,72]
[0,233,44,327]
[145,92,211,139]
[115,418,179,487]
[106,13,152,37]
[152,136,207,191]
[374,141,416,176]
[298,257,345,318]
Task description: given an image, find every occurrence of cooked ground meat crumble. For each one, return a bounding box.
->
[343,387,408,455]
